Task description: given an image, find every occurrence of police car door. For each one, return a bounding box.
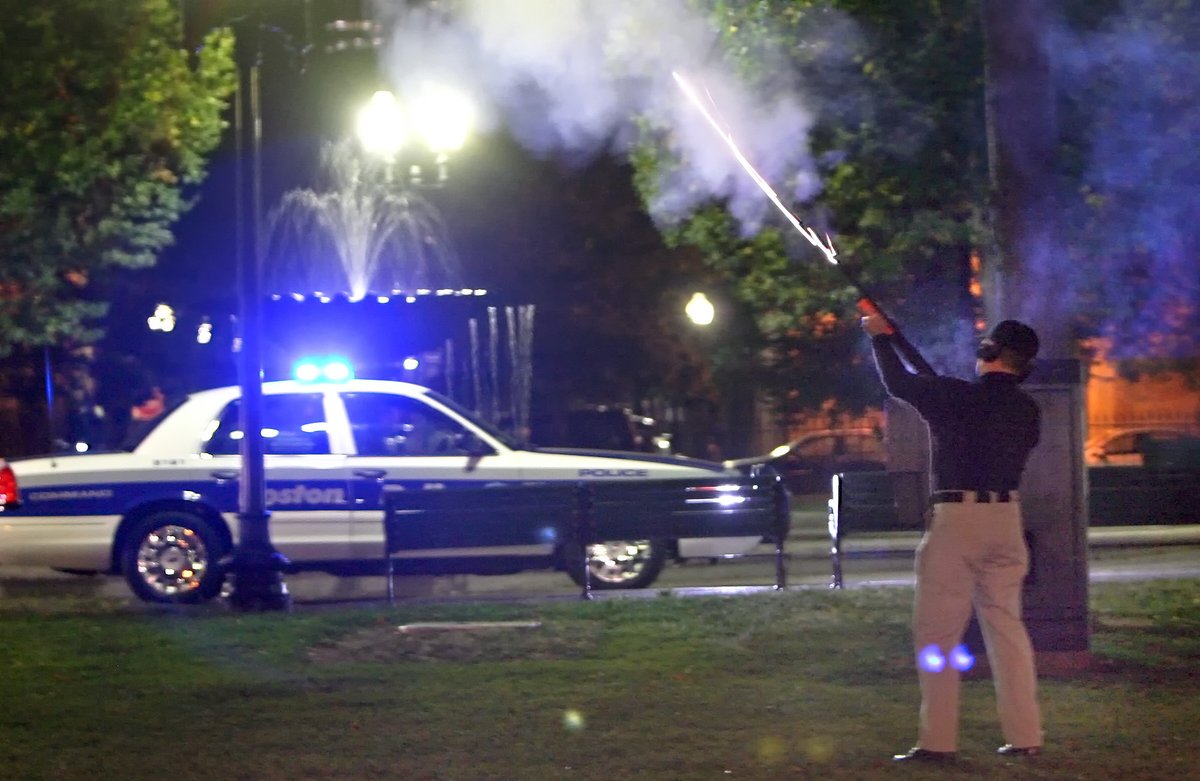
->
[203,391,353,560]
[338,391,522,559]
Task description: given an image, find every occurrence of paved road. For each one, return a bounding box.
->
[2,511,1197,605]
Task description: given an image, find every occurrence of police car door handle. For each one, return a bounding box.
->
[211,470,239,482]
[353,469,387,481]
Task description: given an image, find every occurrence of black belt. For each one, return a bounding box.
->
[931,489,1018,504]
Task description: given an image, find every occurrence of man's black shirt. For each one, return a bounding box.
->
[871,334,1040,491]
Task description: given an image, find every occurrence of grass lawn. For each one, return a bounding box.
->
[0,580,1197,780]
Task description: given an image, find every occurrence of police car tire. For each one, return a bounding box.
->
[566,538,667,590]
[120,511,228,604]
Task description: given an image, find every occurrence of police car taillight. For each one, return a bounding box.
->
[0,463,19,508]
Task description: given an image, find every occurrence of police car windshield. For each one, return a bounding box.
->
[421,389,525,450]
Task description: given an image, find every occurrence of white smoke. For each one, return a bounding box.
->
[371,0,832,229]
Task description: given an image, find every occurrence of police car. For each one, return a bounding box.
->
[0,372,774,603]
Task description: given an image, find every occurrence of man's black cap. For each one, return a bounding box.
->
[989,320,1039,361]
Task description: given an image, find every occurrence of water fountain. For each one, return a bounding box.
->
[261,141,534,430]
[467,305,535,438]
[263,141,462,300]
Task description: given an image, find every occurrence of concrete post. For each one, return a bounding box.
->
[1019,358,1090,669]
[884,399,929,531]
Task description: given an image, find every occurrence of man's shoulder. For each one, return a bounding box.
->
[932,374,974,391]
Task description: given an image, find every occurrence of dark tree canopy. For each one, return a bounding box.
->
[634,0,989,418]
[0,0,235,354]
[634,0,1200,417]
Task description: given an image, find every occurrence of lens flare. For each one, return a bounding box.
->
[755,735,787,764]
[562,709,585,732]
[949,644,976,672]
[918,644,947,673]
[801,735,835,763]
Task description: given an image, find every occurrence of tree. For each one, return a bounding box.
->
[0,0,236,355]
[1056,0,1200,372]
[981,0,1065,353]
[441,134,717,420]
[633,0,989,419]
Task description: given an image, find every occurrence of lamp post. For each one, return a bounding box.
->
[225,15,290,612]
[354,85,474,185]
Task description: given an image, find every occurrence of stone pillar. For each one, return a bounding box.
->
[884,399,929,530]
[1019,358,1090,669]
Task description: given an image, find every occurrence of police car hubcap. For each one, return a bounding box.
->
[136,524,208,596]
[586,541,651,584]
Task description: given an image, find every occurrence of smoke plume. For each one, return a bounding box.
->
[371,0,840,230]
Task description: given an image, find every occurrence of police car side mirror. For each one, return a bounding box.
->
[462,433,495,458]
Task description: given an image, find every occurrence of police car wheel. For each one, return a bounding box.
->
[567,539,667,590]
[121,511,227,604]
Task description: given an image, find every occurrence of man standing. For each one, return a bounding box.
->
[861,314,1044,762]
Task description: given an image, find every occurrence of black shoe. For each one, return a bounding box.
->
[997,744,1041,757]
[893,747,956,763]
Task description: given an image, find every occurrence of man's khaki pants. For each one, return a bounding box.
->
[911,501,1042,752]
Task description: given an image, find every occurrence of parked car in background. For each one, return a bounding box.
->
[1085,427,1200,466]
[770,428,887,496]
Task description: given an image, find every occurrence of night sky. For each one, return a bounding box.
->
[103,28,695,405]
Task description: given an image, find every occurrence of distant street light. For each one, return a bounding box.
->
[355,86,474,184]
[685,292,715,326]
[147,303,177,332]
[196,319,213,345]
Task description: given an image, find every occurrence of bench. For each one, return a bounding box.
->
[383,472,790,602]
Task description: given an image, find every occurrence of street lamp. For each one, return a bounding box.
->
[355,90,405,160]
[410,84,474,154]
[685,292,715,326]
[355,85,474,184]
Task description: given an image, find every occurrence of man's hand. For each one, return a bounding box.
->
[861,312,893,337]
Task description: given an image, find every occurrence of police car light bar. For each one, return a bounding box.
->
[293,357,355,384]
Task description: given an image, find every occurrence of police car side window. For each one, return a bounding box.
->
[342,393,468,457]
[204,394,331,456]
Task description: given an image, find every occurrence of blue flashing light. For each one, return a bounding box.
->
[323,359,353,382]
[293,357,355,384]
[294,362,322,383]
[917,644,947,674]
[949,644,975,672]
[402,356,420,371]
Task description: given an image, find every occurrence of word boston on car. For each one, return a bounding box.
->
[0,370,783,603]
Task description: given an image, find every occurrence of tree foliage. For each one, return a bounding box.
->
[633,0,989,417]
[443,136,717,414]
[0,0,236,354]
[635,0,1200,417]
[1057,0,1200,370]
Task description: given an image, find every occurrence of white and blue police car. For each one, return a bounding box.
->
[0,370,773,603]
